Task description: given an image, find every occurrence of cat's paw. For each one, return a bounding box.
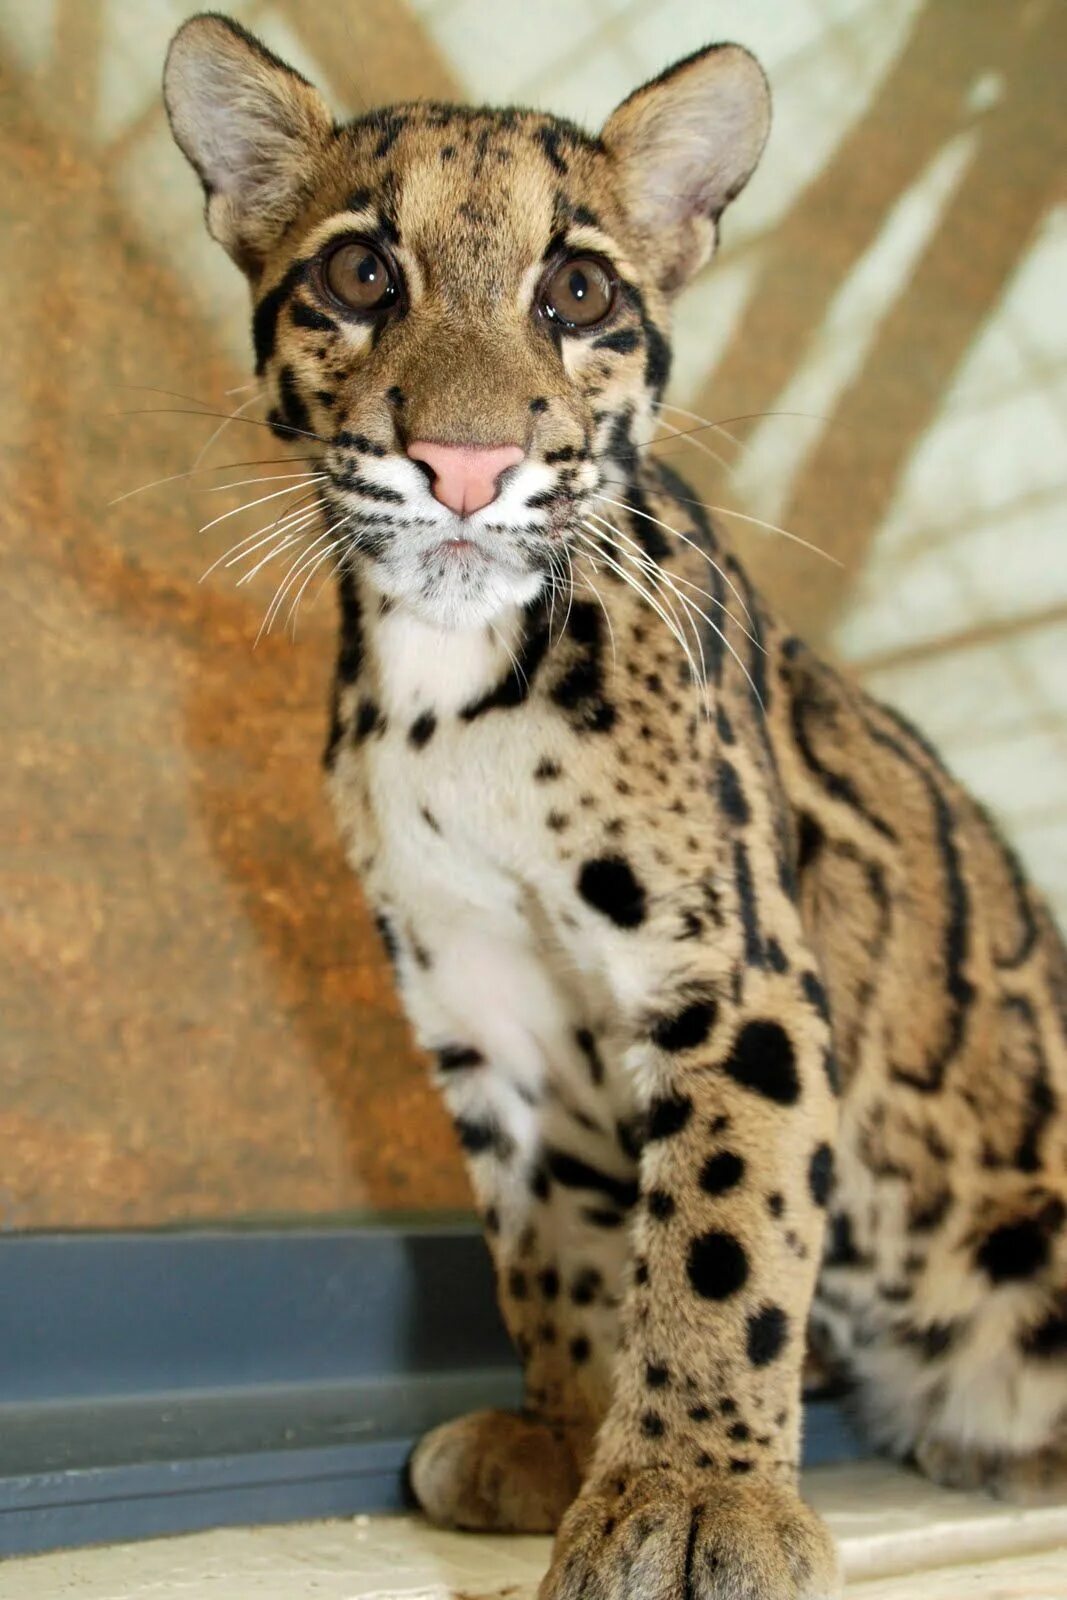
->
[408,1408,585,1533]
[538,1468,840,1599]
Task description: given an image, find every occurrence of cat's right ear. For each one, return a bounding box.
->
[164,13,333,273]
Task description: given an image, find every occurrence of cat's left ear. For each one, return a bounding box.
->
[602,44,770,292]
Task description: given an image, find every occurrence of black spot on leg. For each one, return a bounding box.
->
[687,1231,749,1300]
[570,1336,592,1365]
[648,1190,675,1221]
[645,1362,670,1389]
[809,1144,835,1207]
[577,855,647,927]
[646,1094,693,1141]
[747,1305,789,1367]
[640,1412,665,1439]
[722,1020,800,1105]
[701,1151,745,1195]
[650,997,718,1053]
[529,396,549,414]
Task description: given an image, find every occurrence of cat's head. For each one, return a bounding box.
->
[164,14,769,629]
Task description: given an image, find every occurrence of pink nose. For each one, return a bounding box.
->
[407,441,524,517]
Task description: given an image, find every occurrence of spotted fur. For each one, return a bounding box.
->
[167,16,1067,1598]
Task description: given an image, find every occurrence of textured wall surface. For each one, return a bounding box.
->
[1,0,1064,1227]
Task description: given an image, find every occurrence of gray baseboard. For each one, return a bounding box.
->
[0,1226,866,1557]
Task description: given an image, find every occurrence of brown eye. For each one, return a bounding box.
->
[322,240,398,313]
[540,256,615,329]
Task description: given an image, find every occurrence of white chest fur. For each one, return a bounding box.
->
[355,604,640,1146]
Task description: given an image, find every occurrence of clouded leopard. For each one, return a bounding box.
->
[165,14,1067,1597]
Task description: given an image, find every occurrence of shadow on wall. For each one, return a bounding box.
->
[0,0,1063,1227]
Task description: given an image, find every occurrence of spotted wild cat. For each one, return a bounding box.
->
[164,15,1067,1598]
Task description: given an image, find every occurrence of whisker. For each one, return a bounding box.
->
[198,475,327,535]
[656,401,745,453]
[204,470,323,494]
[578,523,707,707]
[191,390,266,469]
[574,554,618,674]
[108,455,318,506]
[593,491,755,626]
[575,524,705,699]
[635,409,833,451]
[259,518,349,642]
[112,406,330,448]
[675,499,842,567]
[285,532,350,639]
[649,407,732,472]
[585,510,763,653]
[213,503,322,584]
[580,521,763,710]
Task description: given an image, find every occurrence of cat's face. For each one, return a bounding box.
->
[165,17,769,629]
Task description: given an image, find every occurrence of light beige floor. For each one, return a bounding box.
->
[5,1464,1067,1599]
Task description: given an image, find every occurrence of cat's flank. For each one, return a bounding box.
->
[164,16,1067,1597]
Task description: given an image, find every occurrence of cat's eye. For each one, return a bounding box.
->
[539,256,616,330]
[321,240,399,314]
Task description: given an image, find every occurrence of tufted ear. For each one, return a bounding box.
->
[602,44,770,292]
[163,13,333,273]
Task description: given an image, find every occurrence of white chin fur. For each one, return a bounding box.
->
[367,545,545,629]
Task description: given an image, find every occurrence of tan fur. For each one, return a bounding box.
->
[166,16,1067,1598]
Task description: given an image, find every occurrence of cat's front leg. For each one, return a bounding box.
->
[541,923,841,1599]
[383,909,629,1533]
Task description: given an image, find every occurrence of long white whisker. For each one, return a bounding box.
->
[585,510,763,653]
[593,491,756,626]
[201,498,320,581]
[575,525,705,700]
[204,470,322,494]
[229,507,322,584]
[581,519,762,710]
[668,498,843,567]
[191,390,266,470]
[198,475,327,534]
[657,401,745,453]
[259,519,348,642]
[286,531,350,639]
[574,555,617,673]
[108,455,318,506]
[649,409,732,472]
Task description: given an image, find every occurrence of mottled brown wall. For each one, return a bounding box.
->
[1,0,1063,1229]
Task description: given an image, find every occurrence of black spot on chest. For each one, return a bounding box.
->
[577,854,647,928]
[408,710,437,748]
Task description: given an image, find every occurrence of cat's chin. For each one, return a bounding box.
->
[364,552,546,633]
